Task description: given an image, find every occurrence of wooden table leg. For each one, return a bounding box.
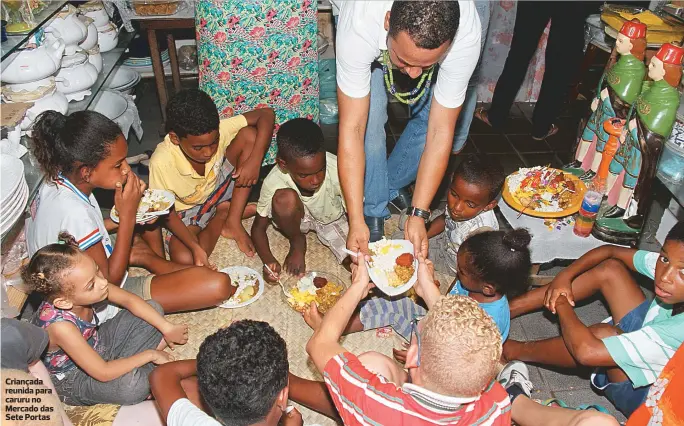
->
[530,263,555,286]
[167,33,182,93]
[148,28,168,124]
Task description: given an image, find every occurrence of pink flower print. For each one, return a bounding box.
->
[268,51,279,63]
[274,123,281,133]
[289,94,302,106]
[250,26,265,39]
[203,58,210,70]
[231,57,243,68]
[269,89,281,101]
[39,305,57,322]
[221,106,235,117]
[255,103,269,109]
[266,9,277,21]
[286,17,300,29]
[235,95,246,105]
[214,32,227,43]
[251,67,267,77]
[199,18,207,28]
[287,57,301,68]
[302,77,312,88]
[227,15,240,28]
[500,1,515,11]
[303,0,312,9]
[495,33,513,46]
[306,114,314,120]
[218,71,231,82]
[302,39,312,51]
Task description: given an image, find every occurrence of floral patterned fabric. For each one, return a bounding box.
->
[475,1,549,103]
[196,0,320,165]
[33,301,101,379]
[627,344,684,426]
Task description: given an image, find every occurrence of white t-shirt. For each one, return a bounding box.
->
[26,177,126,321]
[167,399,220,426]
[335,0,481,109]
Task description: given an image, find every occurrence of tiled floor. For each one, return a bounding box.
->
[132,81,629,420]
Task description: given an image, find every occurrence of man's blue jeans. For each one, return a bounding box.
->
[362,1,490,219]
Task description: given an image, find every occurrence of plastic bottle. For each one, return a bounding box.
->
[573,181,603,238]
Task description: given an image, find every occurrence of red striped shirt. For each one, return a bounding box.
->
[323,352,511,425]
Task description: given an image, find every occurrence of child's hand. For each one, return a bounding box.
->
[115,170,145,222]
[232,157,260,187]
[392,342,409,365]
[280,406,303,426]
[148,350,174,365]
[191,245,214,269]
[263,261,282,282]
[162,323,189,349]
[351,257,373,297]
[544,276,575,314]
[414,254,438,300]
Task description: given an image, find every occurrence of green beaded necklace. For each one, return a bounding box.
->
[382,50,435,105]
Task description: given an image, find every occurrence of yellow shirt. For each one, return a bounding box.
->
[256,152,346,224]
[149,116,248,211]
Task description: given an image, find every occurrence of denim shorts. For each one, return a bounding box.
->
[591,298,652,417]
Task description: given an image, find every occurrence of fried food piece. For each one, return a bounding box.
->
[395,253,414,267]
[313,276,328,289]
[393,264,415,285]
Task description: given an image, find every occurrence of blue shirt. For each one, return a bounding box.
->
[449,281,510,341]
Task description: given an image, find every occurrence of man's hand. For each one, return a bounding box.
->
[346,222,370,263]
[405,216,428,258]
[232,157,261,187]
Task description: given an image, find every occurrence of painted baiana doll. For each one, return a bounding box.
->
[594,43,683,245]
[566,19,647,180]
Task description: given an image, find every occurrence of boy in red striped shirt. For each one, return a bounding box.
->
[306,256,511,425]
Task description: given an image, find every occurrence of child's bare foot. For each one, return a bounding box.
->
[284,234,306,276]
[303,303,323,331]
[129,235,162,267]
[221,220,255,256]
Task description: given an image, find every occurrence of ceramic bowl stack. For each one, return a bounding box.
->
[79,1,119,53]
[91,90,129,121]
[104,66,141,95]
[1,155,29,235]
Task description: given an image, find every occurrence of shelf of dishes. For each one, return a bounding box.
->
[0,1,68,62]
[0,30,137,244]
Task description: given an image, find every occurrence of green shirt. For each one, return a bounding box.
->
[635,79,680,138]
[605,54,646,105]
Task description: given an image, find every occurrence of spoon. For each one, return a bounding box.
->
[263,264,288,297]
[342,248,374,267]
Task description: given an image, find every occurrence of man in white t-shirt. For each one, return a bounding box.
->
[335,1,482,257]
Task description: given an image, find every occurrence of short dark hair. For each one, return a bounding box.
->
[453,154,506,202]
[388,1,460,50]
[197,321,288,426]
[276,118,324,162]
[460,228,532,298]
[666,221,684,243]
[32,110,122,181]
[165,89,220,138]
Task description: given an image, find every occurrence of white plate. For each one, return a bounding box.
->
[1,182,28,234]
[367,239,418,297]
[1,179,28,216]
[105,66,141,90]
[92,91,128,121]
[110,189,174,223]
[1,155,25,203]
[217,266,265,308]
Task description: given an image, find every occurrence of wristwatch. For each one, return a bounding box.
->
[407,206,431,222]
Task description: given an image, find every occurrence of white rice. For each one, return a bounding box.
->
[368,239,402,273]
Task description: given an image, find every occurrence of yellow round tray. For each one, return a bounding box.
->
[502,169,587,219]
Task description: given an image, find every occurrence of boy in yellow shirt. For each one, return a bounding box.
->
[150,89,275,263]
[252,118,348,280]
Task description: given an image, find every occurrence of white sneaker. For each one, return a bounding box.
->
[497,360,534,398]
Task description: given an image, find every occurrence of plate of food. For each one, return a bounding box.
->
[502,166,587,218]
[110,189,175,224]
[284,271,347,314]
[366,238,418,296]
[217,266,265,308]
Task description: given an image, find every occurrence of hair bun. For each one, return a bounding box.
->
[57,232,79,248]
[502,228,531,252]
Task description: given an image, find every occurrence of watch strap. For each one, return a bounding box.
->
[408,206,431,221]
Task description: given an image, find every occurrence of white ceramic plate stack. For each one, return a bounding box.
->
[104,66,141,95]
[1,155,29,235]
[123,50,170,74]
[92,90,129,121]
